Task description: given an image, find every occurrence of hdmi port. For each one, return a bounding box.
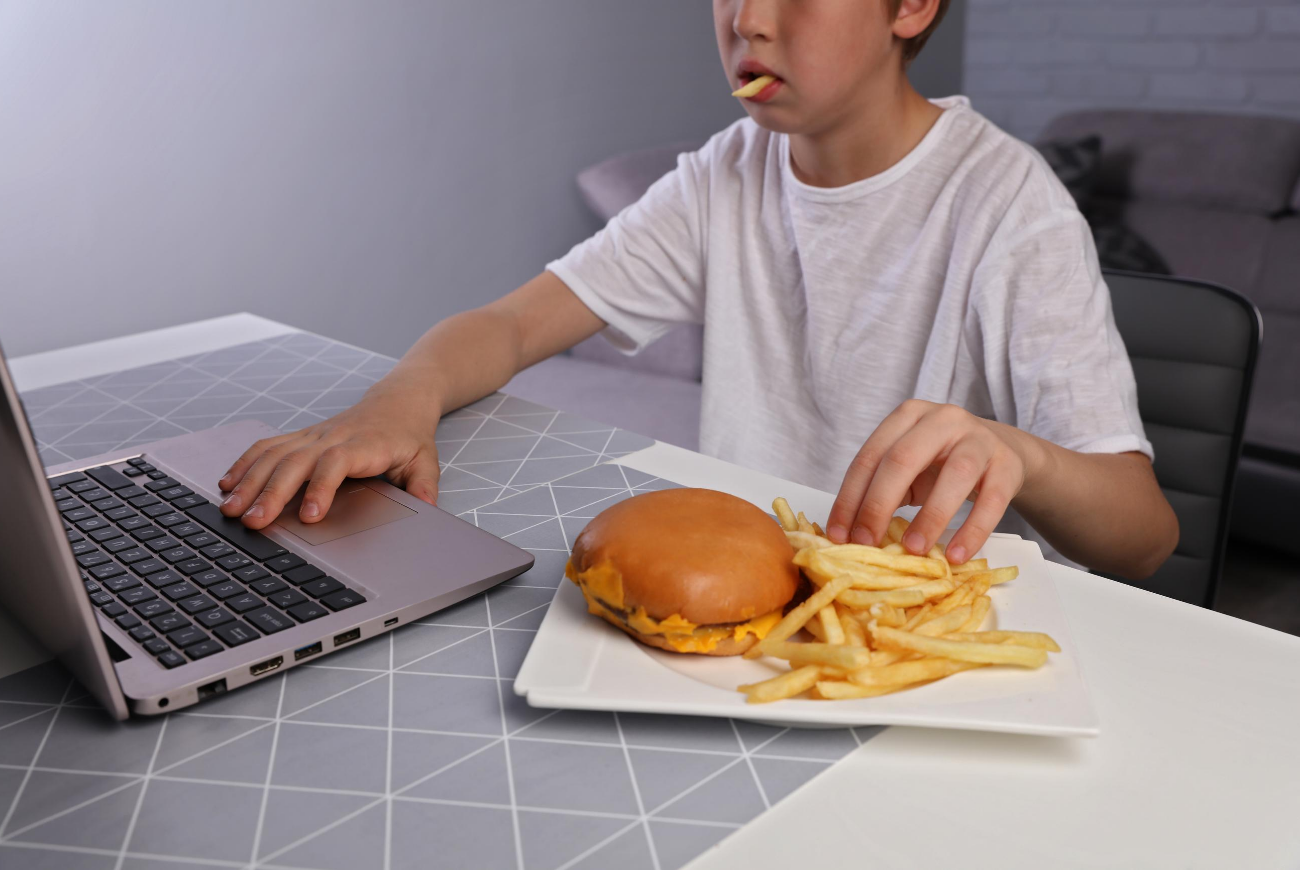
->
[250,656,283,677]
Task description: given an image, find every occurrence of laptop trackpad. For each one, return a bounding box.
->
[274,484,416,545]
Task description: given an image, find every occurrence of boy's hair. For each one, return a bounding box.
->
[889,0,951,64]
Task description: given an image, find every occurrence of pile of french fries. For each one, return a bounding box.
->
[737,498,1060,704]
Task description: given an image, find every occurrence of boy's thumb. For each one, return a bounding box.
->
[405,454,440,505]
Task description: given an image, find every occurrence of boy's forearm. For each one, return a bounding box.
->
[364,271,605,425]
[1007,426,1178,579]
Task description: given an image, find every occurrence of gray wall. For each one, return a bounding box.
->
[965,0,1300,141]
[0,0,963,360]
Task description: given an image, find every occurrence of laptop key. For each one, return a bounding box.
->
[268,588,308,609]
[185,503,287,561]
[143,638,169,654]
[322,589,366,611]
[193,607,235,630]
[151,612,190,633]
[66,529,84,544]
[145,569,184,588]
[91,498,124,512]
[170,522,204,538]
[225,593,264,614]
[179,595,218,615]
[146,477,179,492]
[177,559,213,576]
[63,507,96,522]
[71,540,96,556]
[157,650,186,668]
[120,516,151,532]
[288,601,329,622]
[55,497,79,512]
[161,547,197,564]
[146,470,167,480]
[248,577,286,596]
[123,466,144,477]
[49,472,88,489]
[185,640,223,660]
[84,580,101,594]
[138,463,156,472]
[102,601,127,617]
[244,607,294,634]
[89,527,123,543]
[89,562,126,580]
[120,587,157,606]
[162,582,200,601]
[75,517,110,532]
[131,558,168,576]
[115,614,141,630]
[102,574,140,593]
[117,547,151,564]
[155,512,188,528]
[200,542,235,560]
[77,552,110,568]
[233,564,270,584]
[67,479,97,493]
[301,577,344,599]
[167,625,209,648]
[192,570,229,589]
[90,592,114,606]
[214,622,259,646]
[130,494,161,508]
[171,494,208,510]
[146,537,181,553]
[104,506,135,522]
[132,526,165,542]
[134,600,174,619]
[128,626,155,642]
[208,581,245,600]
[127,457,147,467]
[116,485,147,500]
[143,503,176,519]
[159,486,193,501]
[265,553,306,574]
[103,537,136,554]
[217,553,252,571]
[79,488,109,503]
[87,465,134,491]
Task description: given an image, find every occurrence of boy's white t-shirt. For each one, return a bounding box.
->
[547,96,1151,547]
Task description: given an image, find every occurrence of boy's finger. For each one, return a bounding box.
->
[401,447,441,505]
[219,433,294,493]
[850,422,951,547]
[827,405,925,542]
[220,439,300,517]
[902,443,990,554]
[239,448,320,529]
[300,446,355,522]
[945,464,1019,565]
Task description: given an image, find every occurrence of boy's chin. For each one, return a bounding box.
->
[742,103,817,136]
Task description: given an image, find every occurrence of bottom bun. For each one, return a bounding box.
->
[589,606,760,657]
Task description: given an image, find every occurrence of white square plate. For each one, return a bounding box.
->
[515,534,1099,737]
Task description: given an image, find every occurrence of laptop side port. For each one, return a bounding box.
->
[197,679,227,701]
[333,627,362,647]
[250,656,284,677]
[384,617,399,627]
[294,642,323,661]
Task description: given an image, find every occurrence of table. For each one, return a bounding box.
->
[4,316,1299,870]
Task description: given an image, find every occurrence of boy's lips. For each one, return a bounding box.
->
[740,77,783,103]
[734,60,784,103]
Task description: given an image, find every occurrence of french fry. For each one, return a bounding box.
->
[748,575,856,658]
[837,603,867,647]
[913,605,972,637]
[761,641,872,670]
[849,658,984,687]
[901,603,932,631]
[886,516,910,544]
[869,649,911,667]
[868,602,907,628]
[732,74,776,99]
[818,605,846,645]
[882,542,906,555]
[945,631,1061,652]
[786,531,831,552]
[815,680,907,700]
[804,551,937,590]
[871,625,1048,667]
[772,497,799,532]
[952,558,989,574]
[796,511,816,535]
[981,566,1019,586]
[740,664,820,703]
[837,578,955,609]
[801,614,827,641]
[812,521,826,537]
[960,595,992,633]
[818,544,947,579]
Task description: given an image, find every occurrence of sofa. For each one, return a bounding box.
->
[505,108,1300,554]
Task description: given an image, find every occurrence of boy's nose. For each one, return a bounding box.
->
[733,0,776,42]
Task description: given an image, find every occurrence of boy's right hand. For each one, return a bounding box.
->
[216,390,442,530]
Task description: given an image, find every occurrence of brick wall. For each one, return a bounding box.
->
[963,0,1300,141]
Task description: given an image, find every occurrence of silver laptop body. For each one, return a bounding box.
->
[0,342,534,719]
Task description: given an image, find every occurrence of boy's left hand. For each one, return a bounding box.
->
[825,400,1046,566]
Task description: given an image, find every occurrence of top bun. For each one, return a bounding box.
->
[568,488,799,626]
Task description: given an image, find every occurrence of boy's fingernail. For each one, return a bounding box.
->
[222,493,241,511]
[850,525,872,545]
[302,501,319,519]
[903,531,925,553]
[219,474,231,487]
[826,524,846,542]
[243,504,263,520]
[948,545,967,565]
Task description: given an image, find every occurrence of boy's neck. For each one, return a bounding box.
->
[786,80,944,189]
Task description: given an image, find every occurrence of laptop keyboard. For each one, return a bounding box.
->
[49,457,367,671]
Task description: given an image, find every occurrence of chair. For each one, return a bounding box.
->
[1101,270,1261,607]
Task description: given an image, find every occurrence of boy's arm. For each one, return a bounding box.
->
[825,400,1179,580]
[218,271,604,527]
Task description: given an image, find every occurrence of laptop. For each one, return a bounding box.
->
[0,341,534,720]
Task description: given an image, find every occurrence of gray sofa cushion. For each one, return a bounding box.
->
[576,140,704,222]
[1042,110,1300,215]
[570,323,705,382]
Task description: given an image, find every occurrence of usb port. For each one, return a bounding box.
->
[294,642,323,661]
[384,617,399,627]
[250,656,283,677]
[334,627,361,647]
[197,679,227,701]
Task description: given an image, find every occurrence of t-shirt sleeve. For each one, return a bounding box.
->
[545,148,708,354]
[974,211,1154,460]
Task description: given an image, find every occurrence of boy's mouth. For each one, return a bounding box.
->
[733,63,784,102]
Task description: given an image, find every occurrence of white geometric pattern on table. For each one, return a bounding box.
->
[1,332,876,870]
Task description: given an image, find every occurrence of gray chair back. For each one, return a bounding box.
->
[1103,270,1261,607]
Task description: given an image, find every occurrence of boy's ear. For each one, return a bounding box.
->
[891,0,941,40]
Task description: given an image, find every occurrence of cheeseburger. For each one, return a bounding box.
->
[566,488,799,656]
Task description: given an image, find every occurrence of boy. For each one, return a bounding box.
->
[218,0,1178,578]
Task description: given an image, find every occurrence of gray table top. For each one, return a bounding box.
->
[1,330,871,870]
